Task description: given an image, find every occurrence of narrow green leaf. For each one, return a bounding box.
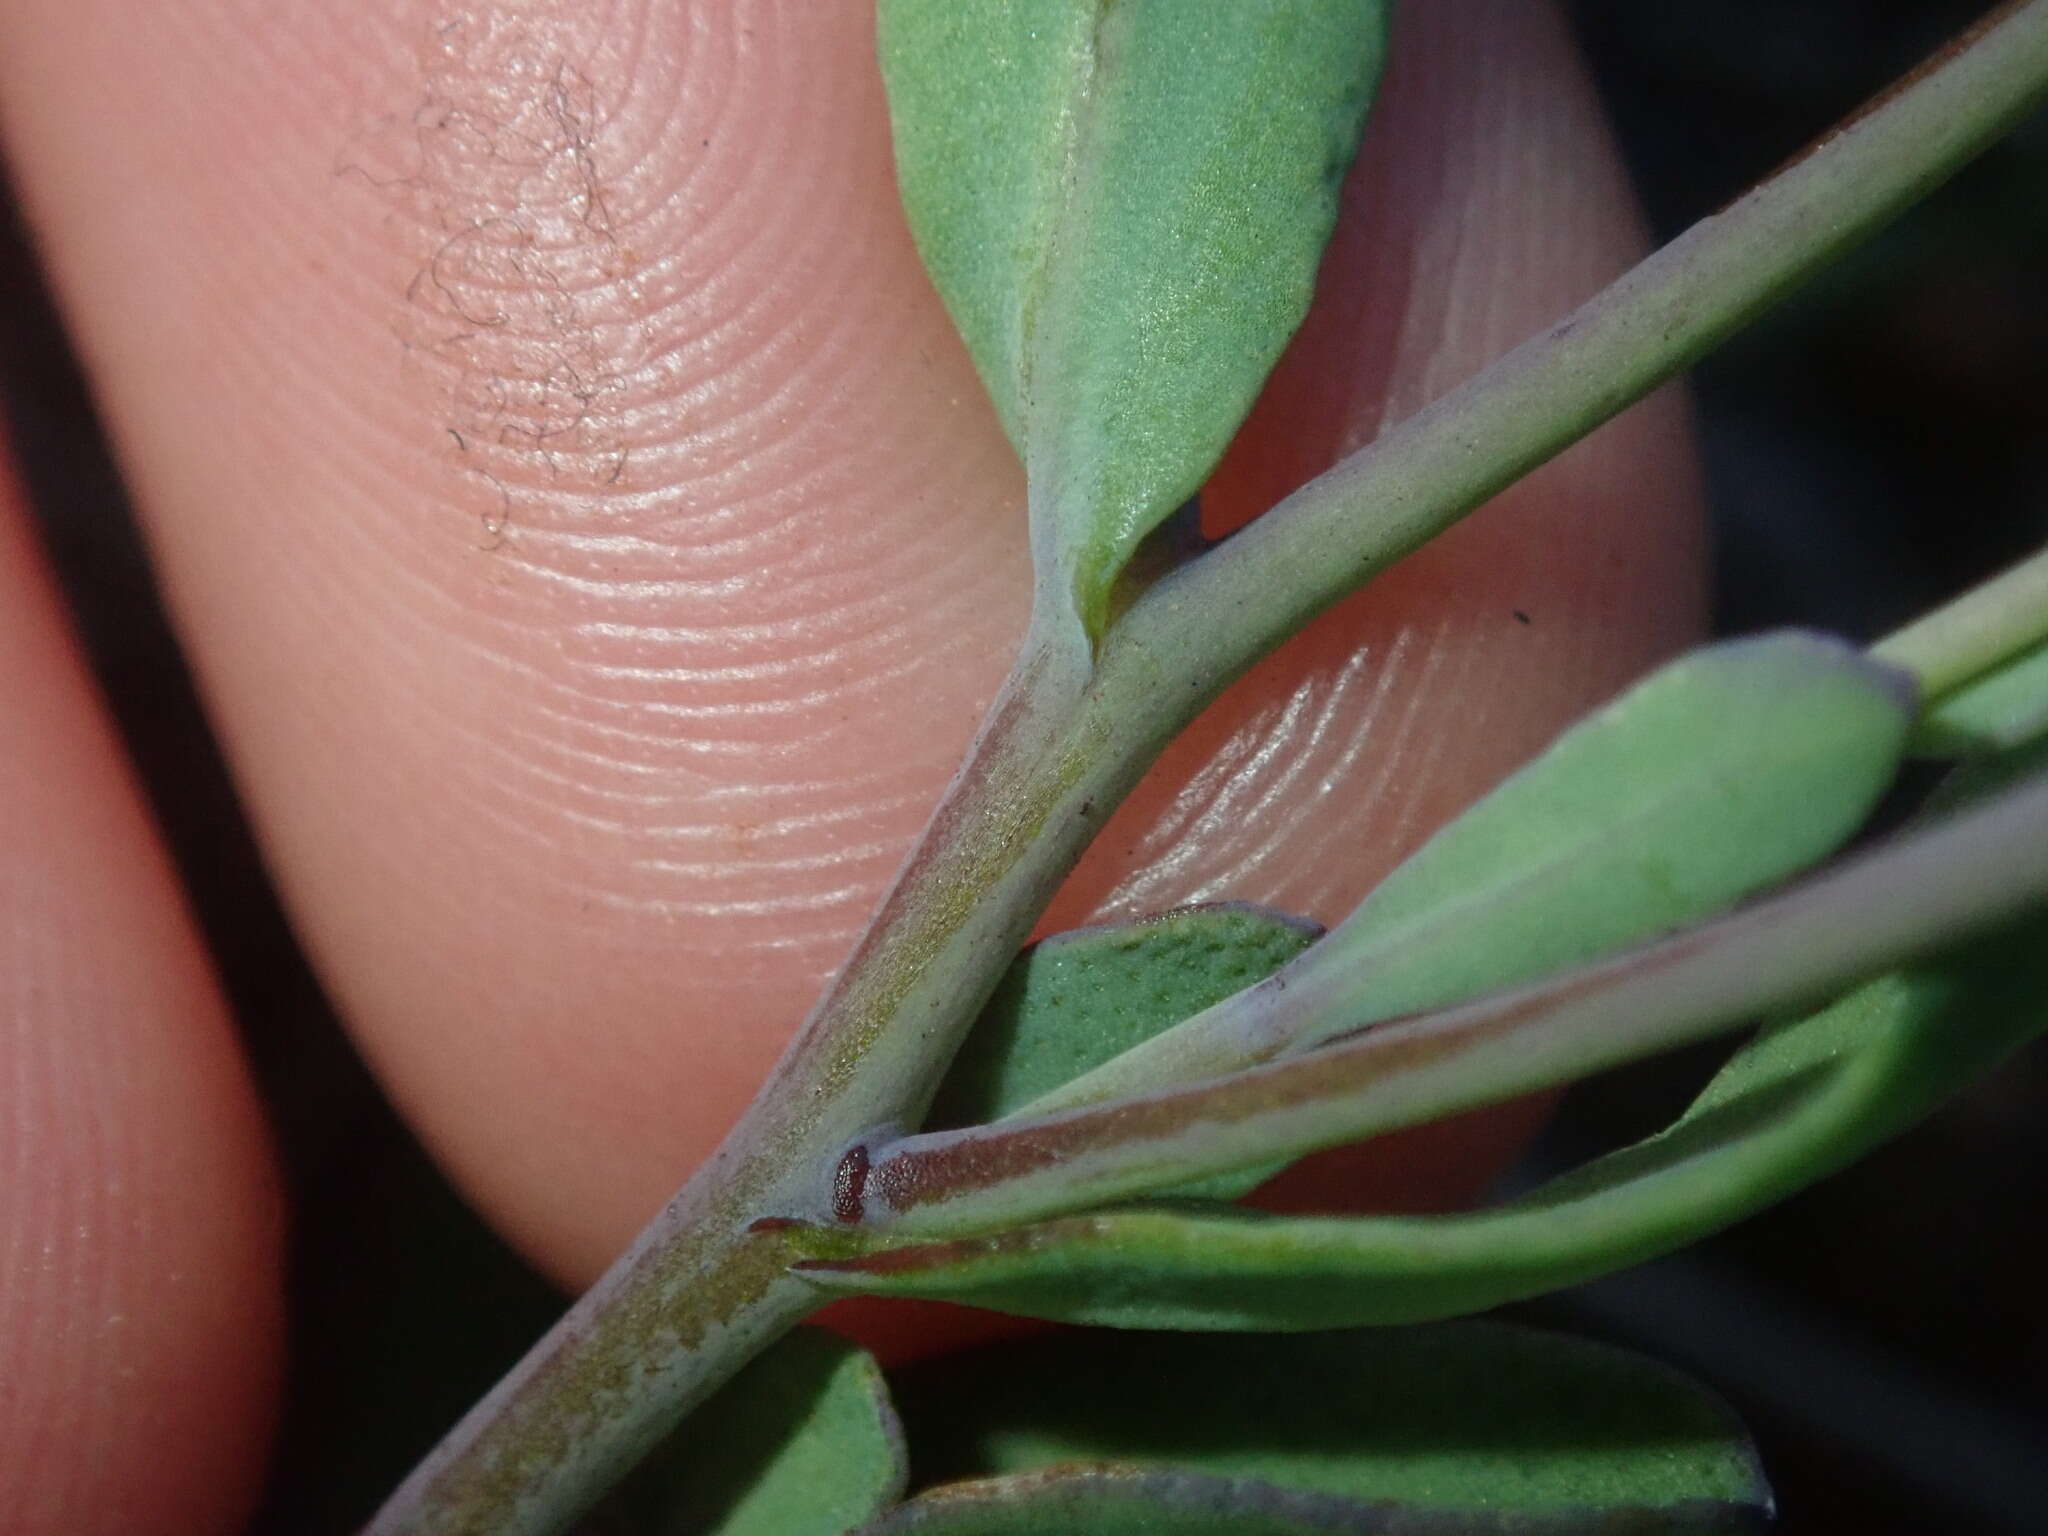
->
[796,909,2048,1333]
[925,904,1319,1130]
[1029,633,1917,1116]
[1318,634,1911,1011]
[879,0,1390,635]
[846,765,2048,1237]
[616,1329,905,1535]
[855,1326,1768,1534]
[1910,635,2048,756]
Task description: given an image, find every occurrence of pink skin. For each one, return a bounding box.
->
[0,0,1702,1508]
[0,442,282,1536]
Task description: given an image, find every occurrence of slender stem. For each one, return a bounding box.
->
[1111,0,2048,711]
[1873,542,2048,698]
[369,613,1117,1534]
[859,769,2048,1238]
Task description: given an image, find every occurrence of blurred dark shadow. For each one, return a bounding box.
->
[0,3,2043,1531]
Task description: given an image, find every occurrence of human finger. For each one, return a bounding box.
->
[0,0,1699,1295]
[0,431,281,1534]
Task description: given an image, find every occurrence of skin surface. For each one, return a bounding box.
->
[0,438,282,1535]
[0,0,1704,1513]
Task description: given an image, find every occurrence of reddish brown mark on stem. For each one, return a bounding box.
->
[832,1143,872,1225]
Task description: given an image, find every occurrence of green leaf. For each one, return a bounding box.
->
[1320,633,1912,1014]
[617,1329,905,1535]
[925,903,1320,1131]
[843,759,2048,1238]
[855,1326,1769,1534]
[1030,633,1918,1117]
[879,0,1390,636]
[1910,635,2048,756]
[796,905,2048,1332]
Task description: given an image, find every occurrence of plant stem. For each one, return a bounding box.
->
[1113,0,2048,706]
[858,768,2048,1238]
[1873,542,2048,698]
[368,613,1117,1534]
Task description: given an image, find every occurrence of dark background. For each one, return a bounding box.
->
[1,3,2043,1531]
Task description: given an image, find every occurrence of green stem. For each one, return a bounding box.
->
[1873,542,2048,698]
[1113,0,2048,707]
[859,768,2048,1238]
[368,612,1117,1534]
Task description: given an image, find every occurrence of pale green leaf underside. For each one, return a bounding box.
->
[625,1329,904,1535]
[924,903,1320,1131]
[879,0,1390,634]
[1314,633,1912,1012]
[1030,633,1917,1121]
[858,1325,1767,1533]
